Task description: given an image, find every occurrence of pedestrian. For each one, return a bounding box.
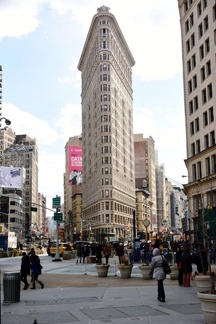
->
[20,252,30,290]
[176,245,183,286]
[181,245,193,287]
[95,243,103,264]
[103,244,111,264]
[116,243,124,264]
[149,248,166,302]
[76,243,83,264]
[30,250,44,289]
[83,244,90,263]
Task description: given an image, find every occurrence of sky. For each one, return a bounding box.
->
[0,0,188,211]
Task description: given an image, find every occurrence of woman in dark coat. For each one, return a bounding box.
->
[149,248,166,302]
[30,251,44,289]
[181,245,193,287]
[20,252,30,290]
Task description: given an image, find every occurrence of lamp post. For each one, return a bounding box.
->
[0,117,11,130]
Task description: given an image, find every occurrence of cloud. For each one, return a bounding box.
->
[4,103,59,145]
[0,0,182,81]
[0,0,47,40]
[54,103,82,142]
[58,57,81,89]
[38,152,64,207]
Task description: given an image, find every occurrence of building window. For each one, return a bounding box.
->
[190,121,195,135]
[195,118,199,132]
[197,161,202,179]
[213,4,216,21]
[105,190,109,197]
[204,134,209,148]
[196,140,201,153]
[202,88,207,104]
[210,131,215,145]
[198,23,203,38]
[188,80,192,93]
[193,75,197,89]
[203,111,208,126]
[194,96,199,110]
[205,156,210,176]
[190,13,194,27]
[207,83,212,99]
[197,1,202,16]
[191,143,195,155]
[103,74,107,81]
[203,0,207,9]
[185,20,189,33]
[204,16,208,32]
[189,100,193,114]
[192,54,196,68]
[205,38,210,54]
[200,44,204,59]
[105,178,109,185]
[187,60,191,73]
[186,40,190,53]
[206,60,211,76]
[209,107,214,122]
[201,66,205,81]
[191,33,195,48]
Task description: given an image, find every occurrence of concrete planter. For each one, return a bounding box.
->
[118,264,133,279]
[139,265,153,280]
[95,264,110,277]
[195,275,211,293]
[197,292,216,323]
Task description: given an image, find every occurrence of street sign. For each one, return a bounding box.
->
[54,212,63,221]
[52,196,61,208]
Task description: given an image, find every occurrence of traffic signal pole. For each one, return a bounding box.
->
[52,196,62,262]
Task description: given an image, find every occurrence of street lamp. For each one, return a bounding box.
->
[0,117,11,130]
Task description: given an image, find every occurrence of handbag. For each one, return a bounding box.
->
[161,255,171,274]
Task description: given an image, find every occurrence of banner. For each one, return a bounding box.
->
[0,166,22,189]
[68,146,82,185]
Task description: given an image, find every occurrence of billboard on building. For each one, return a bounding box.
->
[68,146,82,185]
[0,166,22,189]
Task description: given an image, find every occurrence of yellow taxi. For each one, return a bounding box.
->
[49,242,70,257]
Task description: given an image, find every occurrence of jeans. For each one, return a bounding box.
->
[158,279,165,299]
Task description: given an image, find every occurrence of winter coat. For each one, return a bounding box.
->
[20,254,30,276]
[181,251,193,273]
[30,255,42,275]
[149,248,166,281]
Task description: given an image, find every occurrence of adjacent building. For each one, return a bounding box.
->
[178,0,216,242]
[78,6,136,242]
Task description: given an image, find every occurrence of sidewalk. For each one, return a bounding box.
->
[1,271,204,324]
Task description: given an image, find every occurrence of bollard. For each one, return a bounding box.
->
[3,272,21,303]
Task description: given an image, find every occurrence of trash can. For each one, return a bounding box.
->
[3,272,21,303]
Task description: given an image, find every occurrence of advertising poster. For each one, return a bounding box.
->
[0,166,22,189]
[68,146,82,185]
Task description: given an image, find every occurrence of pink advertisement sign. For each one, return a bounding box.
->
[68,146,82,185]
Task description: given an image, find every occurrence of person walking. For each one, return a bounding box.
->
[116,243,124,264]
[76,243,83,264]
[103,244,111,264]
[181,245,193,287]
[95,243,103,264]
[149,248,166,302]
[176,245,183,286]
[30,251,44,289]
[20,252,30,290]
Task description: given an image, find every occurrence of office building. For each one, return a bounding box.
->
[64,136,82,241]
[178,0,216,241]
[1,134,39,236]
[78,6,136,242]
